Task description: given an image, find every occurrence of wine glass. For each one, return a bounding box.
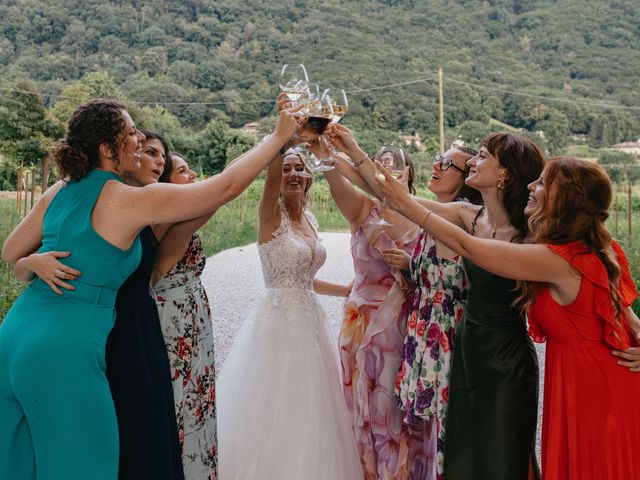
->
[375,145,406,227]
[307,136,335,173]
[321,88,349,124]
[321,89,349,160]
[279,64,309,106]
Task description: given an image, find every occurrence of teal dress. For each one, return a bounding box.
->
[0,169,141,480]
[443,210,540,480]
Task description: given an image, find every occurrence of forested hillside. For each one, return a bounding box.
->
[0,0,639,175]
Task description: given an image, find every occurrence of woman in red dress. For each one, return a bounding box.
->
[377,156,640,480]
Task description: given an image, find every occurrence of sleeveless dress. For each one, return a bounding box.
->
[0,169,141,480]
[340,201,433,480]
[216,208,362,480]
[528,241,640,480]
[105,226,184,479]
[443,208,540,480]
[395,231,468,479]
[155,233,218,480]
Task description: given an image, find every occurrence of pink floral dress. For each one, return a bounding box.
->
[340,201,433,480]
[154,233,218,480]
[395,231,468,479]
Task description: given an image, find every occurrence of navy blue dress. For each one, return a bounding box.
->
[105,227,184,479]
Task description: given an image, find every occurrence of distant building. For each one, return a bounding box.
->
[399,132,422,148]
[611,141,640,155]
[241,122,259,134]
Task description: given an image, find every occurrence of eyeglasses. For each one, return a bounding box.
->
[432,154,466,174]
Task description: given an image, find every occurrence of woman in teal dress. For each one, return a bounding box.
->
[0,99,301,479]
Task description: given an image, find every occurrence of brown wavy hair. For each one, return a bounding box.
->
[51,99,127,181]
[481,132,545,242]
[520,157,622,317]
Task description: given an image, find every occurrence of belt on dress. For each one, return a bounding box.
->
[31,278,118,306]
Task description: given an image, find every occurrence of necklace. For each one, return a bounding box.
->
[492,228,497,239]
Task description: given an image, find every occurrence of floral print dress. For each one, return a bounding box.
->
[395,231,468,479]
[154,233,218,480]
[340,201,433,480]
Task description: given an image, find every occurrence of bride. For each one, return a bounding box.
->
[216,150,363,479]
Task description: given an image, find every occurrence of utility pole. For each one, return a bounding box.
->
[438,67,445,153]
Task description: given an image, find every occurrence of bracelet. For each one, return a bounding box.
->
[418,209,432,228]
[353,154,369,168]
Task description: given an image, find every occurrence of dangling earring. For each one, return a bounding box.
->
[497,174,507,190]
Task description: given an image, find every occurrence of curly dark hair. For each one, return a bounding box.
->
[481,132,545,242]
[51,99,127,181]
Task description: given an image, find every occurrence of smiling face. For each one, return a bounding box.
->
[525,173,545,218]
[116,110,146,174]
[169,155,197,184]
[428,148,470,202]
[126,138,166,187]
[281,154,311,197]
[465,146,506,192]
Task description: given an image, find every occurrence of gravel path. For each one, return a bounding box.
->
[202,231,544,462]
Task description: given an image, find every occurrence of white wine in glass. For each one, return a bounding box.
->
[279,64,309,105]
[321,89,349,124]
[374,145,406,226]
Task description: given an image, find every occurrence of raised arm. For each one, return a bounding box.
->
[95,110,301,250]
[331,155,375,196]
[258,154,284,243]
[326,124,469,227]
[375,165,575,285]
[306,137,371,230]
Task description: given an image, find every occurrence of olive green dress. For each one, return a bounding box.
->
[443,217,540,479]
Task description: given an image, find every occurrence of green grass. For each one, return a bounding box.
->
[560,143,603,159]
[0,199,27,319]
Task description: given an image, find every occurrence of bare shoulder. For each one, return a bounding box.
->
[452,201,483,231]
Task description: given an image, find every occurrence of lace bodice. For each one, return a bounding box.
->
[257,207,326,290]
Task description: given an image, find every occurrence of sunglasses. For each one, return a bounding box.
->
[432,154,466,175]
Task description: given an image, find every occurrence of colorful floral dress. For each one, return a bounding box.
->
[340,201,433,480]
[395,231,467,479]
[154,233,218,480]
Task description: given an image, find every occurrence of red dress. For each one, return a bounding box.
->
[528,241,640,480]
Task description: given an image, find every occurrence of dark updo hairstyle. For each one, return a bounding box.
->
[140,130,169,165]
[481,132,545,242]
[159,151,185,183]
[51,99,127,181]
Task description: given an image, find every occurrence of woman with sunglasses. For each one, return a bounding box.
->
[393,146,482,479]
[320,125,431,479]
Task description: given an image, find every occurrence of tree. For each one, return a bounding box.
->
[47,72,127,135]
[0,80,54,168]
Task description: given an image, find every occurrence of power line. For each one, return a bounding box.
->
[0,73,638,111]
[446,77,640,111]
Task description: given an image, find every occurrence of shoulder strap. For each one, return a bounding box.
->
[470,206,484,236]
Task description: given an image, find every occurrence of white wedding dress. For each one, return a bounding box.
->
[216,209,362,480]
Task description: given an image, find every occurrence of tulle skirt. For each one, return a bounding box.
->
[216,287,362,480]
